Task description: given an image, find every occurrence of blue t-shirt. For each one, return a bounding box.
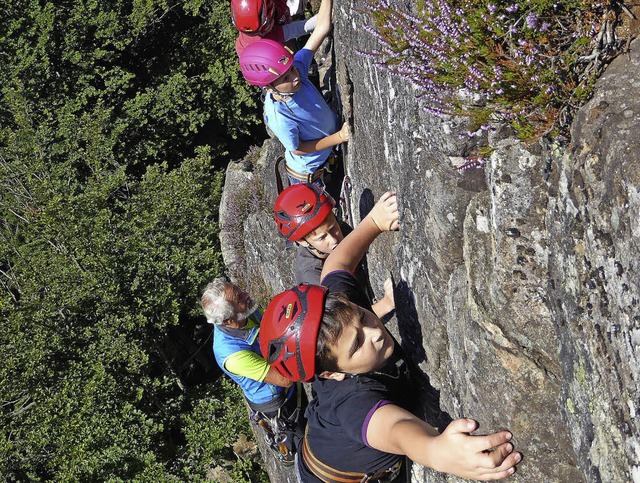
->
[212,312,285,405]
[297,271,411,481]
[264,48,338,174]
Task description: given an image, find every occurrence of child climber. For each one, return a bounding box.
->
[231,0,318,56]
[260,192,522,482]
[239,0,349,188]
[273,183,394,317]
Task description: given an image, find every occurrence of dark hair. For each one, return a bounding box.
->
[315,292,357,373]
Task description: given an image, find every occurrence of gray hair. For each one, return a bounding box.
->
[200,278,234,325]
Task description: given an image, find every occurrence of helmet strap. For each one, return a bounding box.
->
[297,240,330,258]
[268,84,296,101]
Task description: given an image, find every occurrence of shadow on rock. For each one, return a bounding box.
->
[395,279,452,429]
[358,188,375,222]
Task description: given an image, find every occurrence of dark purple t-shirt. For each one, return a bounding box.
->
[297,270,410,481]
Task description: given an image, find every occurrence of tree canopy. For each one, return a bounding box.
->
[1,0,265,480]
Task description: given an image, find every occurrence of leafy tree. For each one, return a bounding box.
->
[0,0,262,169]
[0,0,266,480]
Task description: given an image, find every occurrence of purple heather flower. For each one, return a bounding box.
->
[545,85,555,95]
[509,25,518,33]
[526,12,539,28]
[505,4,519,13]
[488,4,498,13]
[457,157,487,172]
[540,22,550,32]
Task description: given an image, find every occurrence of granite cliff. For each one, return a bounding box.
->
[219,7,640,482]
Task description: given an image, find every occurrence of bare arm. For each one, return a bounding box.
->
[367,404,522,480]
[292,122,349,155]
[224,351,294,388]
[321,191,399,279]
[263,367,294,387]
[303,0,333,53]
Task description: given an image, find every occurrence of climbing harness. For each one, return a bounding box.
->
[275,155,287,194]
[300,426,404,483]
[285,154,334,183]
[274,154,336,193]
[248,383,304,466]
[251,411,296,465]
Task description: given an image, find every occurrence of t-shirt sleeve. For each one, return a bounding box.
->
[224,350,270,382]
[334,379,393,446]
[264,104,300,152]
[278,121,300,152]
[321,270,373,312]
[294,49,314,79]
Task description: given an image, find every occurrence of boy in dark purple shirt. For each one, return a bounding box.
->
[261,192,522,482]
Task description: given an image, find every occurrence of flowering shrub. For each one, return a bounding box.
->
[360,0,615,142]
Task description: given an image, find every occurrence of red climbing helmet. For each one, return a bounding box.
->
[273,184,336,242]
[260,284,328,382]
[231,0,276,35]
[239,39,294,86]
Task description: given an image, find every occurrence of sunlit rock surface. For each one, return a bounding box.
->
[220,7,640,480]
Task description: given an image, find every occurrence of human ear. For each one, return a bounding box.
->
[318,371,346,381]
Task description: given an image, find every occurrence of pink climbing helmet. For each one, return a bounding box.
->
[239,39,294,86]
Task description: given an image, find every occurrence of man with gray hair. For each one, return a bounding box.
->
[201,278,304,465]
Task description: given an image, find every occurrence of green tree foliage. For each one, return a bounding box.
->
[0,0,265,480]
[0,0,261,168]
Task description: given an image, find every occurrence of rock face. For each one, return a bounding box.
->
[220,6,640,482]
[546,43,640,482]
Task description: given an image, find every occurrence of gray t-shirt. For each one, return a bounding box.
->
[294,222,355,285]
[295,244,324,285]
[294,222,375,303]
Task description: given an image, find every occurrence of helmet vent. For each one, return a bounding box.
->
[268,344,279,363]
[280,363,293,378]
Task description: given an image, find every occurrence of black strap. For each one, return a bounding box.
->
[275,155,287,194]
[246,389,288,414]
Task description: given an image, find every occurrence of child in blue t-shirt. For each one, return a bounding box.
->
[260,192,522,482]
[239,0,349,186]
